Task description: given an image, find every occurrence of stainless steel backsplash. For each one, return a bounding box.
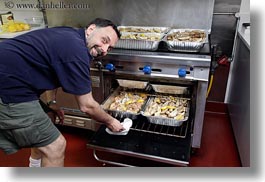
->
[43,0,214,31]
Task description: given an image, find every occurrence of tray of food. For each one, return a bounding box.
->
[142,95,190,127]
[117,79,148,90]
[118,26,170,34]
[101,87,149,119]
[115,32,165,51]
[164,29,208,52]
[150,84,189,95]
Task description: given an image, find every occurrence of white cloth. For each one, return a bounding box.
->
[105,118,133,135]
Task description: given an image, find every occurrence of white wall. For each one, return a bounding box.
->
[0,0,44,24]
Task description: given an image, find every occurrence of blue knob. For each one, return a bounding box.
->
[105,63,115,71]
[143,65,152,74]
[178,68,186,77]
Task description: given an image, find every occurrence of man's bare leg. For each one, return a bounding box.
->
[37,134,66,167]
[29,148,42,167]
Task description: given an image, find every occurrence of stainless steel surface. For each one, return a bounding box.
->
[100,49,211,81]
[192,81,208,148]
[93,150,134,167]
[227,33,250,167]
[43,0,215,31]
[228,13,240,62]
[55,114,96,130]
[226,1,250,166]
[212,0,241,57]
[106,49,211,67]
[89,146,189,167]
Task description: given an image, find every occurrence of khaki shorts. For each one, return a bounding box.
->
[0,98,61,154]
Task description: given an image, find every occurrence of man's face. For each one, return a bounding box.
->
[85,24,119,58]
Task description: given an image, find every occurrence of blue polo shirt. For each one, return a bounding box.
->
[0,27,92,103]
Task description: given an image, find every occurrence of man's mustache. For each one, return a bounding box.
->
[92,46,103,58]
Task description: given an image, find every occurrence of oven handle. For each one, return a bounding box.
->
[93,150,135,167]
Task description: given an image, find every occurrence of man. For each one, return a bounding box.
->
[0,18,124,167]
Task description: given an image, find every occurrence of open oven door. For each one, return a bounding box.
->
[87,114,193,167]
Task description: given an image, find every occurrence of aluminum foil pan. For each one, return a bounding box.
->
[117,79,148,89]
[164,29,208,52]
[118,26,170,34]
[141,96,190,127]
[115,32,165,51]
[151,84,188,95]
[101,87,149,119]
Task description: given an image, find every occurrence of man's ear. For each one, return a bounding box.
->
[86,24,96,35]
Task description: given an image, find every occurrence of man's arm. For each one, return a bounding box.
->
[44,89,64,124]
[75,92,124,132]
[45,89,57,105]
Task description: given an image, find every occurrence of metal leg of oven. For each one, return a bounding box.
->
[93,150,135,167]
[192,81,208,148]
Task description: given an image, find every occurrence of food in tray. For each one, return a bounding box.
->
[144,95,188,121]
[0,21,30,33]
[120,33,162,41]
[109,91,147,113]
[167,30,206,42]
[118,27,165,33]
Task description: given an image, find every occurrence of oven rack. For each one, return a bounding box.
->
[109,113,189,138]
[130,119,189,138]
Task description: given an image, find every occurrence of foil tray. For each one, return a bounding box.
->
[141,96,190,127]
[115,32,165,51]
[118,26,170,34]
[164,29,209,52]
[151,84,188,95]
[102,82,190,127]
[144,114,189,127]
[117,79,148,89]
[101,87,149,119]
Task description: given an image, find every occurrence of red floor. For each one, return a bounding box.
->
[0,102,242,167]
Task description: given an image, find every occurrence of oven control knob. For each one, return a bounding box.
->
[105,63,115,71]
[142,65,151,74]
[178,68,186,77]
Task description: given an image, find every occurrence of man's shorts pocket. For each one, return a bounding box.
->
[11,124,41,147]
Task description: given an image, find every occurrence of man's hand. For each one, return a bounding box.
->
[106,118,124,132]
[48,104,64,124]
